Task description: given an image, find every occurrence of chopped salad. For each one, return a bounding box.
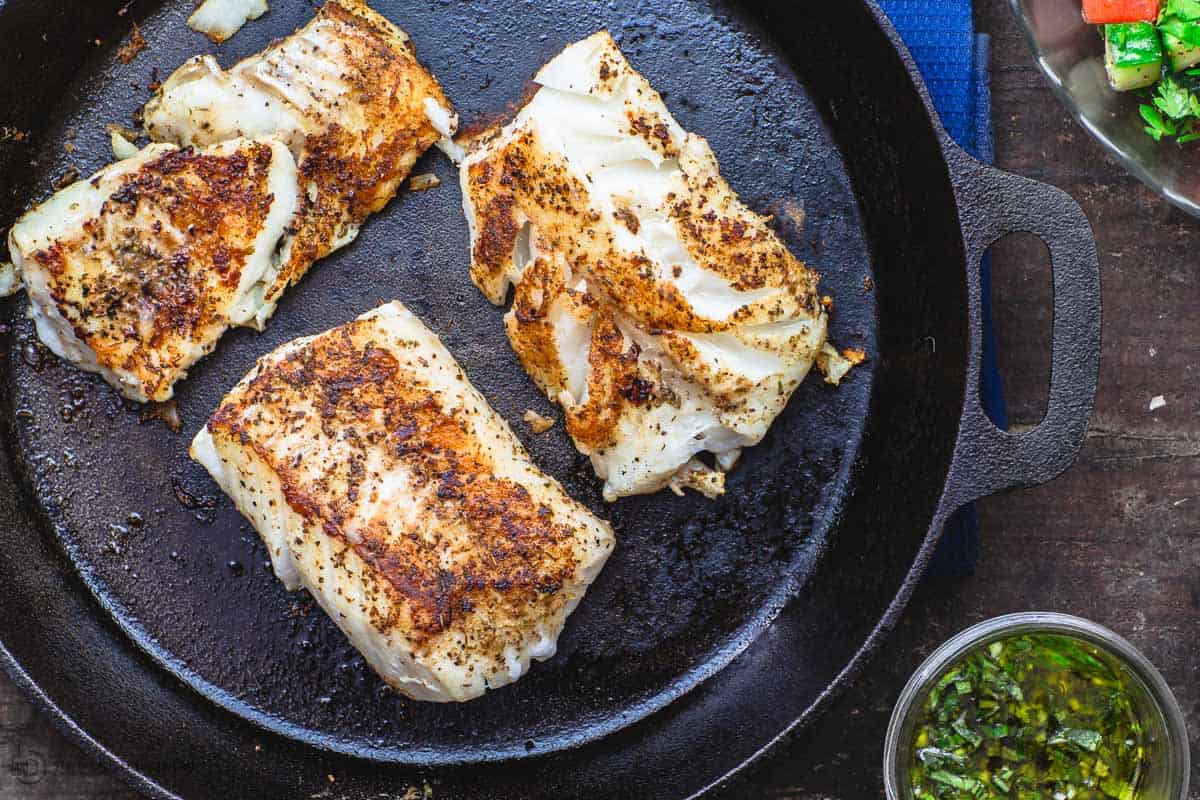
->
[1087,0,1200,141]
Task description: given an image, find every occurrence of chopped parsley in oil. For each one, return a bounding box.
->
[908,634,1148,800]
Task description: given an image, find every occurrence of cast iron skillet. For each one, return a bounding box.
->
[0,0,1100,797]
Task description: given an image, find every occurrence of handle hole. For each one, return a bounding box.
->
[982,232,1051,430]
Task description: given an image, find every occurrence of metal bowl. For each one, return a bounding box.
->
[882,612,1190,800]
[1012,0,1200,217]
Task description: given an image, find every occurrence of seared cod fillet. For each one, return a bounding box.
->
[457,32,849,501]
[190,302,615,702]
[8,138,297,402]
[143,0,456,306]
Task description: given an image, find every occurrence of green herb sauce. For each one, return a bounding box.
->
[907,634,1148,800]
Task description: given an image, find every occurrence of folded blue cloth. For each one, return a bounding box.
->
[877,0,1009,577]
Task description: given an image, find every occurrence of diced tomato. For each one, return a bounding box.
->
[1082,0,1161,23]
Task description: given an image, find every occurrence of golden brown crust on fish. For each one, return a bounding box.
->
[457,31,840,499]
[208,320,582,641]
[14,140,294,402]
[195,303,613,700]
[267,1,450,299]
[143,0,456,304]
[464,125,816,337]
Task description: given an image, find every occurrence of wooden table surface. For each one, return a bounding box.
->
[1,0,1196,797]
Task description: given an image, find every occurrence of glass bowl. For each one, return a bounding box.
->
[883,612,1190,800]
[1012,0,1200,217]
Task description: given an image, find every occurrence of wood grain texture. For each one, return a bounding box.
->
[0,0,1196,797]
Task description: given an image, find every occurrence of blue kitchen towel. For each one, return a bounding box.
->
[877,1,1009,577]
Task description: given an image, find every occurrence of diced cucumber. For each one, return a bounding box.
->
[1159,15,1200,70]
[1105,22,1163,89]
[1164,31,1200,71]
[1107,57,1161,90]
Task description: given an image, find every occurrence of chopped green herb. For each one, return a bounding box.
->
[929,771,985,792]
[1153,76,1200,117]
[918,747,967,769]
[1141,104,1176,140]
[1137,76,1200,142]
[907,634,1149,800]
[1049,727,1105,752]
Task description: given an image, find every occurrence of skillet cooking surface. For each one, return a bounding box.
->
[5,0,876,764]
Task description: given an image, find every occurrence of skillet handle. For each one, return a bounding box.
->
[943,147,1101,506]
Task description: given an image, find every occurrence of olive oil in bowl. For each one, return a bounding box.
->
[884,614,1189,800]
